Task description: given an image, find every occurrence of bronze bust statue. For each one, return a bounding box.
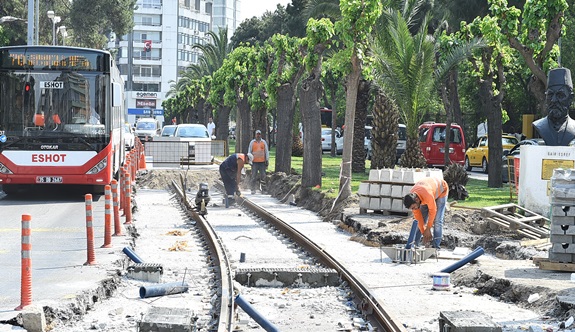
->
[533,67,575,146]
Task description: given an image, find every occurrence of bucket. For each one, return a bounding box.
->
[432,272,451,290]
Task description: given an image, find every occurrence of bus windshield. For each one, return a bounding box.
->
[0,70,109,150]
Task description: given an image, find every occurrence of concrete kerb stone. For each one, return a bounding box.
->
[22,305,46,332]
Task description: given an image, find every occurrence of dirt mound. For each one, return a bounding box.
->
[136,169,221,191]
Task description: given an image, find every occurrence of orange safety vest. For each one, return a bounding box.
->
[410,177,448,233]
[251,140,267,163]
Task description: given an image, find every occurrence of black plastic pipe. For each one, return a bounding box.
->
[440,246,485,273]
[139,282,189,298]
[235,294,279,332]
[122,246,144,263]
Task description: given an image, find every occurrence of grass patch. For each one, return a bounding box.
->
[456,178,517,208]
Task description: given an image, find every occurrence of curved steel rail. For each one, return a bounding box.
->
[171,180,235,332]
[234,191,406,332]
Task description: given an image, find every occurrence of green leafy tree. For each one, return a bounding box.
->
[0,1,27,45]
[489,0,567,116]
[332,0,383,200]
[372,10,435,169]
[459,15,514,187]
[299,18,335,188]
[69,0,136,49]
[260,34,307,173]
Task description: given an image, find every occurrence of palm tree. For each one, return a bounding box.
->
[166,28,233,97]
[372,11,434,168]
[371,6,483,169]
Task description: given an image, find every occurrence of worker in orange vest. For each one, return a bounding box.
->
[247,129,269,194]
[403,177,449,249]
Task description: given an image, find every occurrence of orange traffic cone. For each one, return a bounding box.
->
[138,144,146,170]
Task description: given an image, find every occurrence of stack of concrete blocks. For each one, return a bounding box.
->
[358,168,443,215]
[549,168,575,263]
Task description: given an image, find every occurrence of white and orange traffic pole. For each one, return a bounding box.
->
[15,214,32,311]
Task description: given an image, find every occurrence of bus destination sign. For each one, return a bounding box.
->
[0,49,107,71]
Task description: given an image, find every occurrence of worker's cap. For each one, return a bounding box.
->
[255,130,261,134]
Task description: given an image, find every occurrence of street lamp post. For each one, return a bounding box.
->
[57,26,67,45]
[46,10,60,45]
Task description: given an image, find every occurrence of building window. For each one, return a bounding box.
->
[135,14,161,26]
[142,0,162,9]
[133,83,160,92]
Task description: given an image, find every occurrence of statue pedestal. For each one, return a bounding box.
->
[519,145,575,217]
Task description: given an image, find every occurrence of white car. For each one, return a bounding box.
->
[174,124,211,159]
[134,118,160,140]
[160,124,177,137]
[123,123,135,150]
[321,128,343,154]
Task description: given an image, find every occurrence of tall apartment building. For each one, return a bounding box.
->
[116,0,241,126]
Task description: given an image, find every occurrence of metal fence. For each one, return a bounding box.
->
[143,140,226,167]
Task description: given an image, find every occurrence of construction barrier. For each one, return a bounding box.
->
[111,180,123,236]
[102,185,112,248]
[15,214,32,311]
[84,194,96,265]
[124,168,132,224]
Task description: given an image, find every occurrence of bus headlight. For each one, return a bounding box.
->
[0,162,13,174]
[87,158,108,174]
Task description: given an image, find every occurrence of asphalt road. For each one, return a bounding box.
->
[0,187,126,321]
[467,169,488,180]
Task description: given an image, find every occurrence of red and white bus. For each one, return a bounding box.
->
[0,46,126,195]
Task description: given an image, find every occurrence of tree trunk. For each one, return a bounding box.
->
[196,99,207,126]
[275,83,297,173]
[236,96,252,154]
[214,105,231,155]
[449,70,464,127]
[252,107,268,142]
[440,71,454,167]
[478,53,505,188]
[371,88,398,169]
[352,79,370,173]
[299,68,323,188]
[528,75,547,117]
[339,53,362,200]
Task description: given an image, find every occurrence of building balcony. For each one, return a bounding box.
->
[132,75,162,83]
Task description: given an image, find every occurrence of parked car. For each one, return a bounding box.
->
[134,118,160,141]
[465,134,519,173]
[321,127,343,154]
[174,124,211,158]
[418,122,466,168]
[396,124,407,162]
[364,124,406,161]
[160,124,177,137]
[501,139,545,182]
[123,123,135,150]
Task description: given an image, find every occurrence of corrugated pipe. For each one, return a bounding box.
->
[122,247,144,263]
[235,294,279,332]
[139,282,189,298]
[440,246,485,274]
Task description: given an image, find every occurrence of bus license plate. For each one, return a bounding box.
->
[36,176,63,183]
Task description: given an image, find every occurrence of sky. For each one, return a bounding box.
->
[240,0,292,22]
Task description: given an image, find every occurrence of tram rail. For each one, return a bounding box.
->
[173,179,406,331]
